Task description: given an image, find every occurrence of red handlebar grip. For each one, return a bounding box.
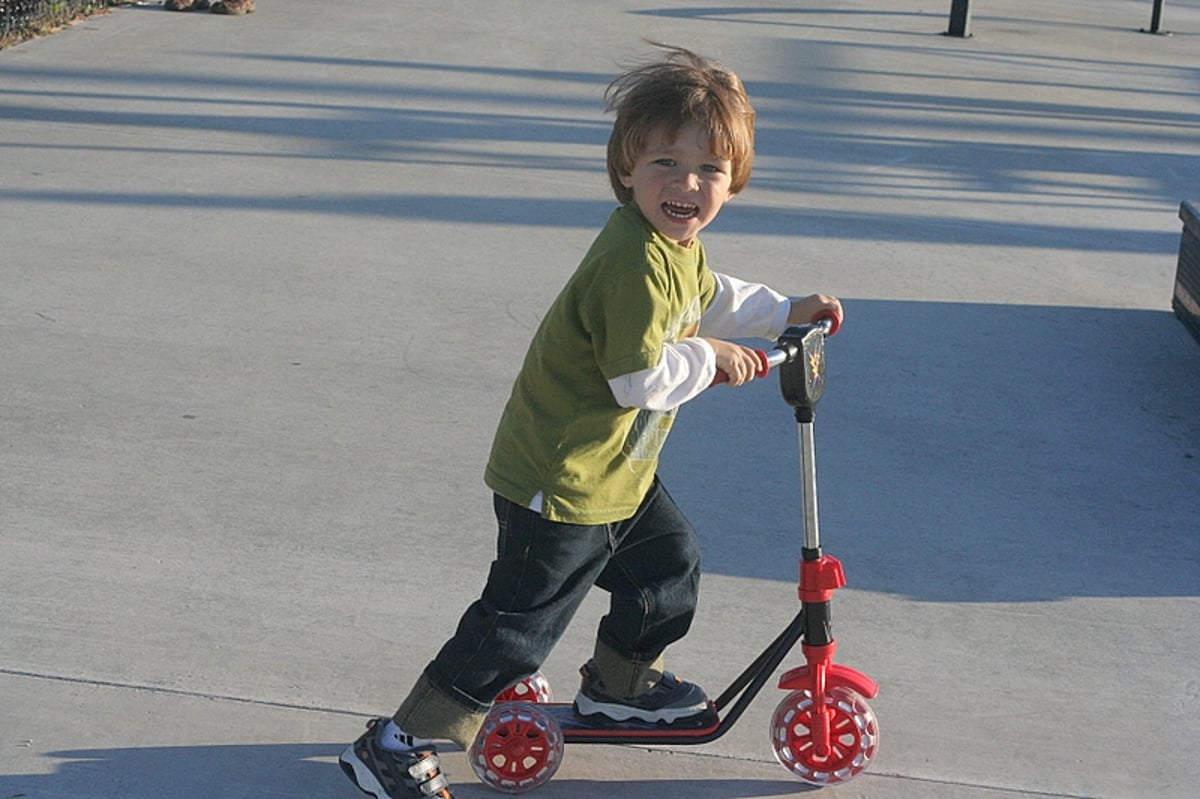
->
[813,309,841,336]
[753,348,770,378]
[710,349,770,386]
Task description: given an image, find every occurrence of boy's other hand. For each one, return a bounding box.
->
[706,338,763,386]
[788,294,843,327]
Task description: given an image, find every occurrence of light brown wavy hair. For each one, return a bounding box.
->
[605,44,756,205]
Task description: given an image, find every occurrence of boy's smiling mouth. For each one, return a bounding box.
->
[662,201,699,220]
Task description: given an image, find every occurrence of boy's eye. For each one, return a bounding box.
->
[702,163,723,173]
[653,158,676,167]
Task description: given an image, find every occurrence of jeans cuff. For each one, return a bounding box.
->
[591,638,665,698]
[393,670,489,749]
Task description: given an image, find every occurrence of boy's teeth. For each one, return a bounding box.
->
[663,202,697,219]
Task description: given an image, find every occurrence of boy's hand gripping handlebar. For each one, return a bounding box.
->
[709,309,840,387]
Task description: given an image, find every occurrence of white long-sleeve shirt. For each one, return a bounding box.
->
[607,272,792,411]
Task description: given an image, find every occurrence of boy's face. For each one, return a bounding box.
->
[619,122,736,247]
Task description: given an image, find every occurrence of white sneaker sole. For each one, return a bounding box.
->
[339,743,388,799]
[573,692,709,723]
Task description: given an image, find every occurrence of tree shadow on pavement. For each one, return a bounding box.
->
[665,299,1200,602]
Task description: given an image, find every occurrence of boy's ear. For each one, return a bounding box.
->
[619,173,634,188]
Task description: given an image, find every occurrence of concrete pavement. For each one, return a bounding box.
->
[3,1,1199,797]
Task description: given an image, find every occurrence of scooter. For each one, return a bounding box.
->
[469,314,879,793]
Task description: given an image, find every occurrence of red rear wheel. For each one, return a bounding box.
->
[469,703,563,794]
[494,671,553,704]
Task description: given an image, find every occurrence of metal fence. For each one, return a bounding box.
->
[1,0,112,44]
[944,0,1173,37]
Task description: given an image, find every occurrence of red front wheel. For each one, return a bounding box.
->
[770,686,879,786]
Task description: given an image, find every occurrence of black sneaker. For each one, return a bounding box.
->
[339,718,453,799]
[572,659,712,724]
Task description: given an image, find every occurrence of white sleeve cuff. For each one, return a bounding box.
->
[700,271,791,340]
[607,338,716,411]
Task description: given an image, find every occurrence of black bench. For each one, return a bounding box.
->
[1173,200,1200,345]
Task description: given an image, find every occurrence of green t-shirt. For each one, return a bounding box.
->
[485,203,717,524]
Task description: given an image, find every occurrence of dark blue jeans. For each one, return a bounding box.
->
[421,476,702,712]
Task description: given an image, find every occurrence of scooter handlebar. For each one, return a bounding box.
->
[812,309,841,337]
[709,311,840,386]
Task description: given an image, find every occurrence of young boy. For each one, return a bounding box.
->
[340,45,842,799]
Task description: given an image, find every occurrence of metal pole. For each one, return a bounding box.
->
[798,421,821,552]
[1142,0,1169,34]
[947,0,972,38]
